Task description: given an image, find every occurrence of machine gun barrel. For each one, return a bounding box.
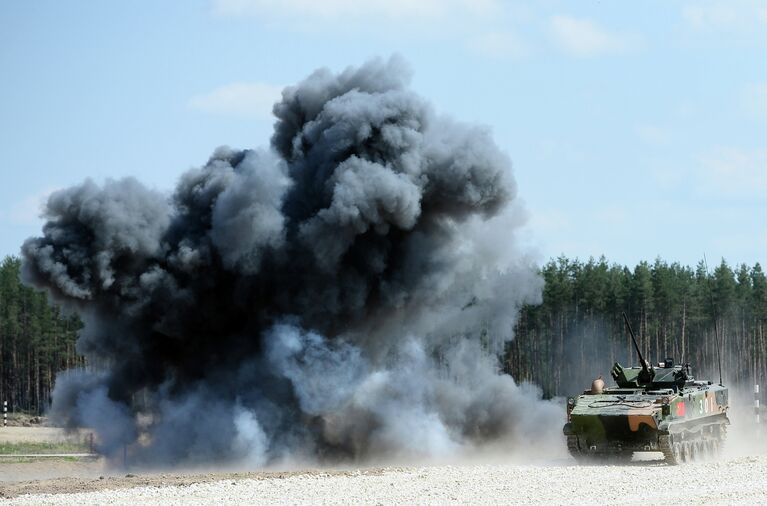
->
[622,312,650,373]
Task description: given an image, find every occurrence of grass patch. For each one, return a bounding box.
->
[0,441,89,455]
[0,456,84,464]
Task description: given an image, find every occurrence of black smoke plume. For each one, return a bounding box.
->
[22,57,557,465]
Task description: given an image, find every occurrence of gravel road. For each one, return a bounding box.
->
[3,456,766,505]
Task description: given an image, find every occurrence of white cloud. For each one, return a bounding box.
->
[682,1,767,31]
[189,82,283,119]
[741,82,767,120]
[212,0,518,58]
[650,147,767,199]
[635,124,672,146]
[212,0,499,21]
[5,187,59,226]
[468,31,528,59]
[549,15,634,57]
[682,4,741,31]
[525,207,571,236]
[681,1,767,45]
[696,147,767,198]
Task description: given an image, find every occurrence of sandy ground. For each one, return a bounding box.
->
[0,426,100,483]
[2,457,767,505]
[0,459,105,484]
[3,422,767,504]
[0,426,94,447]
[0,427,74,445]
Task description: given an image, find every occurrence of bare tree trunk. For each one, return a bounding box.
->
[681,300,687,363]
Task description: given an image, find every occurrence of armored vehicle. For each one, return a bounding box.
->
[563,314,729,464]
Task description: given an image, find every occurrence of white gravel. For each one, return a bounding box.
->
[4,456,767,506]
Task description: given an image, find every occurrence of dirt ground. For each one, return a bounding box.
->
[3,458,767,505]
[0,426,99,485]
[0,427,382,498]
[0,427,86,445]
[0,460,106,487]
[3,424,767,504]
[0,466,391,499]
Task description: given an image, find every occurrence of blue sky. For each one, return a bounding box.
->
[1,0,766,267]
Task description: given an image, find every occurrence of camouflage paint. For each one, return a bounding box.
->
[564,362,729,460]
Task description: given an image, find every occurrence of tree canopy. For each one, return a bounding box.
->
[1,254,765,412]
[506,256,767,397]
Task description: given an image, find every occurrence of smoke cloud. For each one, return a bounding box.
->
[22,56,559,466]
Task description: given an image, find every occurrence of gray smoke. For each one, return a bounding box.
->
[22,56,559,466]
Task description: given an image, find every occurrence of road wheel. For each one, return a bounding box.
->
[682,441,692,462]
[672,442,683,463]
[695,441,706,462]
[689,441,698,462]
[711,439,721,458]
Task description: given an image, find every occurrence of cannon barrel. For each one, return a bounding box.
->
[622,312,654,382]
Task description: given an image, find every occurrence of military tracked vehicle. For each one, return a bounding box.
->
[563,314,729,464]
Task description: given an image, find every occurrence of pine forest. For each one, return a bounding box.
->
[2,254,766,413]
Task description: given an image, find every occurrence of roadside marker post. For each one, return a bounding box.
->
[756,384,761,436]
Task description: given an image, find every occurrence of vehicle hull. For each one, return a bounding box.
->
[564,383,729,464]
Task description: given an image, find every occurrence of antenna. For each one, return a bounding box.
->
[622,312,652,379]
[703,254,724,386]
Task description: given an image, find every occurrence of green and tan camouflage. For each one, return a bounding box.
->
[563,359,729,464]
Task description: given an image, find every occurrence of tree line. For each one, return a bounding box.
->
[505,256,767,397]
[1,254,766,412]
[0,256,83,414]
